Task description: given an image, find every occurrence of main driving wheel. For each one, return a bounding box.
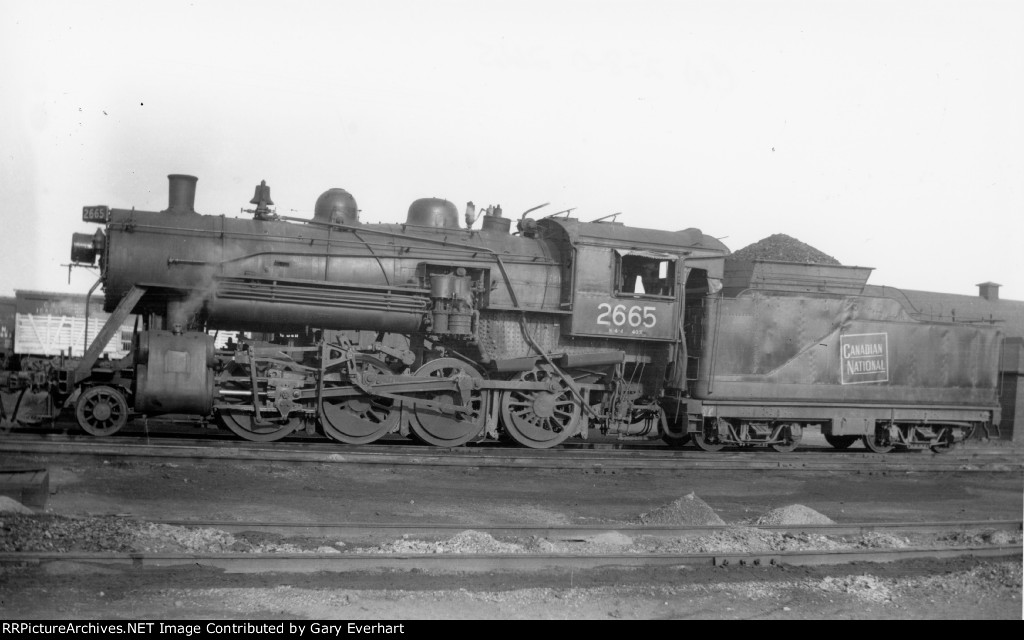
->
[76,385,129,436]
[218,410,300,442]
[500,366,581,449]
[408,358,486,447]
[320,356,399,444]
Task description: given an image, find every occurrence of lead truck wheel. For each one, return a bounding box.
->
[76,385,129,436]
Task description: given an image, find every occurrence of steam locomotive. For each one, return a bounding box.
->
[61,174,1002,452]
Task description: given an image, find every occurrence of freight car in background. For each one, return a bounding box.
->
[54,174,1002,452]
[0,290,135,427]
[0,289,239,429]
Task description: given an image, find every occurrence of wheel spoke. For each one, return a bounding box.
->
[499,366,581,449]
[76,386,129,437]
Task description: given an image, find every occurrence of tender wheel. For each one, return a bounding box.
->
[320,356,399,444]
[409,358,485,447]
[770,423,803,452]
[929,426,964,454]
[662,430,692,448]
[500,366,581,449]
[76,385,129,436]
[824,434,860,450]
[693,419,726,452]
[862,428,895,453]
[218,410,300,442]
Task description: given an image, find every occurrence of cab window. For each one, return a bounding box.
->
[616,255,674,297]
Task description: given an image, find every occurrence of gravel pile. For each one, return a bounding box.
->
[816,574,894,604]
[0,497,33,515]
[900,561,1023,594]
[730,234,841,265]
[755,504,835,526]
[938,529,1021,546]
[636,493,725,526]
[134,523,338,554]
[361,530,528,555]
[0,514,340,554]
[656,528,846,554]
[813,562,1024,606]
[0,514,139,553]
[856,532,911,549]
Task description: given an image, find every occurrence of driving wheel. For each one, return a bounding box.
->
[320,356,399,444]
[500,366,581,449]
[408,358,485,447]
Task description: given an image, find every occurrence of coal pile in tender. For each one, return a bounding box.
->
[730,233,841,265]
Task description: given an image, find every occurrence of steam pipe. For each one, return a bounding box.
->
[83,276,103,355]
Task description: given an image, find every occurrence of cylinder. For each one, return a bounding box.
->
[133,330,215,415]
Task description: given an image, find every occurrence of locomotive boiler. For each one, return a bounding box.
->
[64,174,1003,452]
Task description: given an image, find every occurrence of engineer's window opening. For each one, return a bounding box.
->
[618,255,674,297]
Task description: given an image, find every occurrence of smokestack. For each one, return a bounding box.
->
[166,174,198,214]
[977,282,1001,302]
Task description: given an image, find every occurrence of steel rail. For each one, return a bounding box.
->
[6,423,1019,458]
[1,436,1020,472]
[148,519,1023,541]
[6,430,1014,465]
[2,427,1018,460]
[1,545,1018,574]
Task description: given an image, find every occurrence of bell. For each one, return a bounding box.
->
[249,180,274,206]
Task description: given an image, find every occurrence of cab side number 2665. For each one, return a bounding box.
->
[596,304,657,329]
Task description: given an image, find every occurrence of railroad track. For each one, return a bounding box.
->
[1,433,1020,472]
[7,418,1020,455]
[3,520,1019,574]
[151,518,1024,540]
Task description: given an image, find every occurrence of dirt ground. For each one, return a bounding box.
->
[1,439,1022,620]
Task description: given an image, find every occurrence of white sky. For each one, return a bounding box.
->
[1,0,1021,300]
